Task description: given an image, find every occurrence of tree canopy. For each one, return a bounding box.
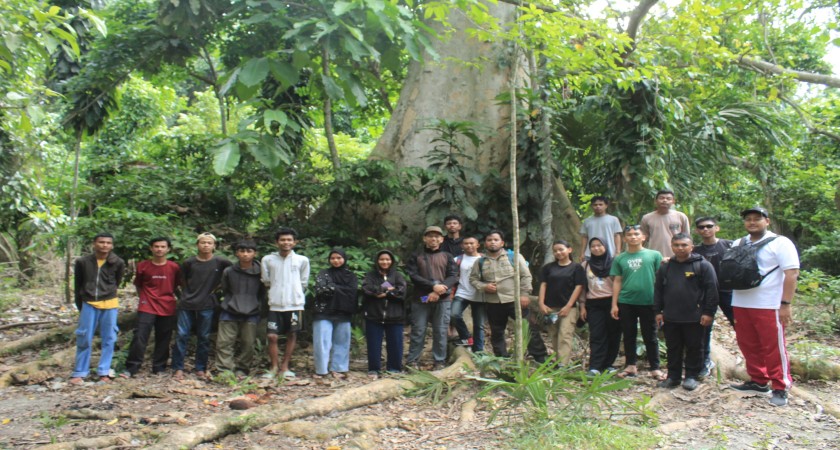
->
[1,0,839,286]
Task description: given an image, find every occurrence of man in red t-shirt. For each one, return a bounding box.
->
[123,237,181,377]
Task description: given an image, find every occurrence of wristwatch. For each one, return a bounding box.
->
[780,300,791,305]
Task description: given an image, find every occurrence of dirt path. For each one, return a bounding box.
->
[1,290,838,449]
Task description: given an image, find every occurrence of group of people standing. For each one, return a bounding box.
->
[69,189,800,407]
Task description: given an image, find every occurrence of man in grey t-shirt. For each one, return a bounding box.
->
[579,196,623,261]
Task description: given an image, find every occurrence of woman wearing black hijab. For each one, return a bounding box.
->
[312,248,358,379]
[361,250,407,376]
[581,237,621,375]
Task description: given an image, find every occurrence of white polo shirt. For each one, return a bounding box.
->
[730,231,799,310]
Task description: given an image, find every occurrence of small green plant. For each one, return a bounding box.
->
[211,370,259,394]
[111,330,133,373]
[38,412,71,444]
[350,325,366,359]
[405,370,462,405]
[39,349,50,360]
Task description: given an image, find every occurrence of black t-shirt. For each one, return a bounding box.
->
[540,262,586,308]
[180,256,233,310]
[694,239,732,292]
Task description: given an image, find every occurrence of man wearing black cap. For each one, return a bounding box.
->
[729,207,799,407]
[405,226,459,369]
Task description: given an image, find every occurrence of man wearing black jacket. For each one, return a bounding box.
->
[406,226,459,370]
[654,234,719,391]
[70,233,126,385]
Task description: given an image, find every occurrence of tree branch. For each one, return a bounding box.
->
[779,94,840,143]
[625,0,659,43]
[737,56,840,89]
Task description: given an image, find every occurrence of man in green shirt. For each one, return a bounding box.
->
[610,225,665,379]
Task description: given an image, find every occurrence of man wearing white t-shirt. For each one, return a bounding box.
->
[451,237,484,351]
[729,207,799,407]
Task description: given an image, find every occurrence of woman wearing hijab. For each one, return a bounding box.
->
[361,250,407,377]
[581,237,621,375]
[312,248,358,379]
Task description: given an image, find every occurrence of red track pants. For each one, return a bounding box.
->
[733,306,792,391]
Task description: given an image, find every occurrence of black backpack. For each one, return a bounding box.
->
[719,237,779,290]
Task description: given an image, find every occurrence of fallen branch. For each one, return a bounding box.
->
[0,347,75,388]
[265,415,404,440]
[0,312,136,357]
[149,348,475,449]
[36,432,140,450]
[710,341,840,420]
[0,320,57,331]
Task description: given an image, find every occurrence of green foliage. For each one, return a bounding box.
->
[211,371,259,395]
[795,269,840,336]
[418,120,486,222]
[71,208,195,262]
[474,356,657,448]
[405,369,462,405]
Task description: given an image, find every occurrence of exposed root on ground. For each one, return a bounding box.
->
[0,312,136,357]
[711,341,840,419]
[0,347,74,388]
[264,415,407,440]
[35,348,475,449]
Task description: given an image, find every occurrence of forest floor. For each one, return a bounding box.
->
[0,287,839,449]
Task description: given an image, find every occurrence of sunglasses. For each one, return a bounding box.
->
[624,225,641,232]
[696,224,715,229]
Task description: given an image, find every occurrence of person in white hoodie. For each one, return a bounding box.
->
[261,227,310,379]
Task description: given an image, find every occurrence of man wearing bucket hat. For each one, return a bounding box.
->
[405,226,458,370]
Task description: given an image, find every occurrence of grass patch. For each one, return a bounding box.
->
[507,418,659,449]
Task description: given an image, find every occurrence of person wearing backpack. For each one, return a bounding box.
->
[728,207,800,407]
[654,234,719,391]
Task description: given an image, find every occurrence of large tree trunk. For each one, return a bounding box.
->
[367,4,581,245]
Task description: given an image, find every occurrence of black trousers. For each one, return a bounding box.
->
[664,321,704,380]
[703,290,734,364]
[125,312,177,375]
[587,298,621,371]
[618,303,660,370]
[485,302,547,360]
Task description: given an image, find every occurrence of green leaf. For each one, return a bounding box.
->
[268,59,300,88]
[79,8,107,37]
[5,92,26,101]
[333,1,355,16]
[212,141,240,175]
[239,57,269,87]
[321,74,344,100]
[264,109,288,128]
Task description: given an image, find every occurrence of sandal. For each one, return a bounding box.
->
[650,370,668,381]
[617,368,638,379]
[331,372,348,380]
[173,370,184,381]
[69,377,85,386]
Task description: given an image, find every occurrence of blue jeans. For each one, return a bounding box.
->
[452,297,487,352]
[171,309,214,372]
[312,319,351,375]
[366,320,404,372]
[407,299,451,363]
[72,304,119,378]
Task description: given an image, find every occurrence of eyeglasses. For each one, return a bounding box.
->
[696,225,715,229]
[624,225,641,232]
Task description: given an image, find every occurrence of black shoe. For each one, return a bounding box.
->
[432,361,446,371]
[730,381,771,394]
[657,378,681,389]
[769,390,788,406]
[682,377,699,391]
[532,355,547,364]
